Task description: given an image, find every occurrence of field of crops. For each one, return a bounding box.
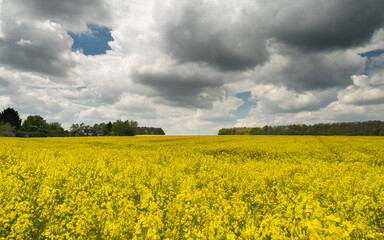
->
[1,136,384,239]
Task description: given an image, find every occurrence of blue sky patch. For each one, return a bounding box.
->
[76,86,87,91]
[359,49,384,75]
[231,91,257,119]
[68,24,113,56]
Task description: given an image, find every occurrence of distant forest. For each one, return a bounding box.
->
[218,121,384,136]
[136,127,165,135]
[0,107,165,137]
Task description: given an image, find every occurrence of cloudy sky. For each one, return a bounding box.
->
[0,0,384,134]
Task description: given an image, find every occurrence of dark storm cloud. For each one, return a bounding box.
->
[0,21,75,77]
[156,0,384,76]
[279,51,364,91]
[153,0,383,96]
[270,0,384,52]
[133,71,223,109]
[256,48,365,91]
[157,1,269,71]
[8,0,112,31]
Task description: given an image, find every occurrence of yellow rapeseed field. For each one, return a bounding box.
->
[1,135,384,239]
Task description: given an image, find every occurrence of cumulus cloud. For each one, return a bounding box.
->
[115,94,156,114]
[74,94,159,126]
[237,72,384,128]
[196,96,242,122]
[252,43,366,91]
[0,19,75,77]
[356,29,384,54]
[341,86,384,106]
[268,0,384,52]
[252,85,338,114]
[5,0,113,32]
[339,75,384,106]
[0,0,115,78]
[132,60,225,109]
[155,0,269,71]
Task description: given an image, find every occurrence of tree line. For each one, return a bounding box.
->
[0,107,165,137]
[218,121,384,136]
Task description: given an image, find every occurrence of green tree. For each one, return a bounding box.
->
[262,125,270,135]
[0,107,22,130]
[106,121,113,132]
[136,127,165,135]
[94,122,114,136]
[250,127,262,135]
[218,128,229,135]
[69,123,89,136]
[379,127,384,136]
[48,122,66,137]
[327,127,340,136]
[306,126,315,135]
[111,120,138,136]
[21,115,49,137]
[0,122,15,137]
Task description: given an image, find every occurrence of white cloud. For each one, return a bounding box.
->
[196,96,242,123]
[339,75,384,106]
[16,38,33,45]
[0,96,11,109]
[236,73,384,129]
[254,85,337,114]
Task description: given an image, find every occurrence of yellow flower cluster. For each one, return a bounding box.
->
[0,136,383,239]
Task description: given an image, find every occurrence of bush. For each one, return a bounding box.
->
[16,131,48,138]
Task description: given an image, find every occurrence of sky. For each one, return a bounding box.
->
[0,0,384,135]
